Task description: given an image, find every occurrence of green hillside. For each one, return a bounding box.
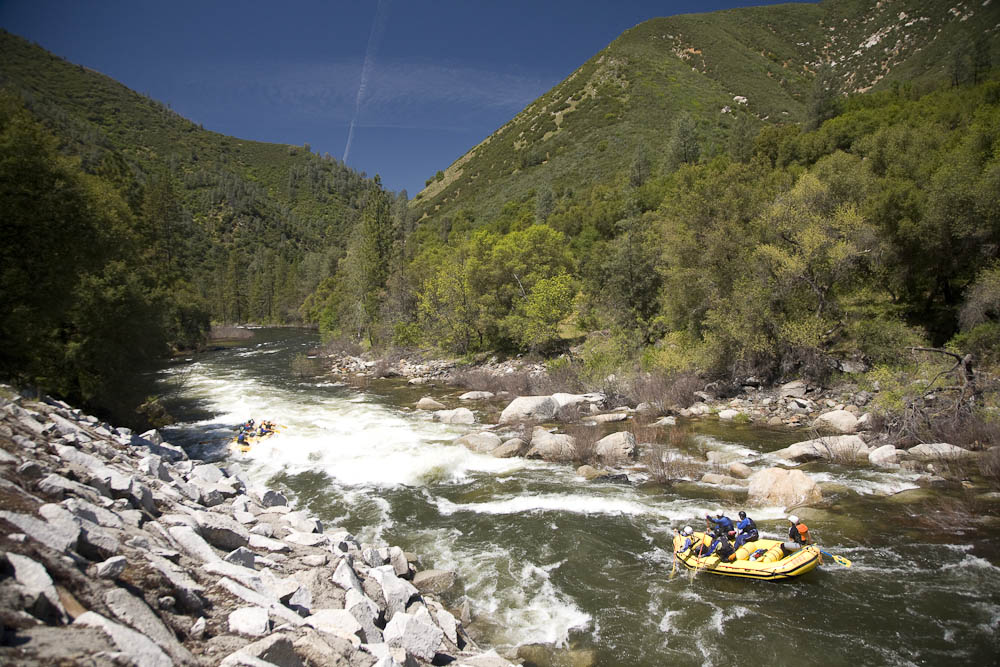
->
[0,28,388,324]
[412,0,999,222]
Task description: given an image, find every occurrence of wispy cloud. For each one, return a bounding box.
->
[176,59,551,132]
[344,0,391,162]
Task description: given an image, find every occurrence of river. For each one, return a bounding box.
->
[160,328,1000,666]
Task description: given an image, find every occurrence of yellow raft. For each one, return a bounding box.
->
[672,532,821,580]
[228,427,279,454]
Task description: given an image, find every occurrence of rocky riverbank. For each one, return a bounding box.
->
[0,387,515,667]
[324,352,995,506]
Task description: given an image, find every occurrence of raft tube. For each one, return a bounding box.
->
[672,532,821,580]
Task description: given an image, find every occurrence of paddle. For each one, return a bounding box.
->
[819,549,852,567]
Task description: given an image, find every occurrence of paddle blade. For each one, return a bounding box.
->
[832,554,852,567]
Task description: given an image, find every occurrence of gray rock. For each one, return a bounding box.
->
[219,634,305,667]
[371,565,419,621]
[433,408,475,424]
[525,427,576,462]
[75,611,172,667]
[416,397,446,410]
[104,588,196,664]
[747,468,823,507]
[388,546,409,578]
[143,553,205,614]
[498,396,558,424]
[594,431,637,464]
[906,442,979,461]
[6,552,67,623]
[728,462,754,479]
[285,530,329,548]
[493,438,528,458]
[225,546,258,568]
[169,525,221,563]
[258,489,288,507]
[384,612,444,662]
[139,454,172,482]
[190,616,207,640]
[772,435,870,463]
[412,569,456,595]
[779,380,808,398]
[333,558,364,592]
[306,608,364,646]
[62,497,125,529]
[814,410,859,434]
[190,463,224,484]
[204,561,266,592]
[230,606,272,637]
[193,510,250,550]
[215,577,305,627]
[868,444,899,468]
[345,588,383,644]
[249,533,291,552]
[96,555,127,579]
[459,391,494,401]
[37,472,102,503]
[453,432,503,454]
[0,509,79,554]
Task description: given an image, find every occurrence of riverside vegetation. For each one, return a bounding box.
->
[2,2,1000,445]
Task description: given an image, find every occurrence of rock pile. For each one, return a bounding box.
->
[0,389,515,667]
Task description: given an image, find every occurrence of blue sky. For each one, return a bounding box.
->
[1,0,798,195]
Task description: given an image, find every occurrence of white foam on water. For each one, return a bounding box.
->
[810,470,922,496]
[658,609,683,634]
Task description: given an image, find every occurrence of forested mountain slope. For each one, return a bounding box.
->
[0,29,400,424]
[412,0,998,222]
[0,29,392,325]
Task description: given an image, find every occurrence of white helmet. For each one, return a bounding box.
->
[683,526,694,535]
[788,514,799,524]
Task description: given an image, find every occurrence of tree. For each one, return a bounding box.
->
[667,113,699,168]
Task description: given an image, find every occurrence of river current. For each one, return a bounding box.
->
[161,329,1000,667]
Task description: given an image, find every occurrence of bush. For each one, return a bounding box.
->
[980,448,1000,489]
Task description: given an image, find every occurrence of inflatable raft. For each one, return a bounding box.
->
[672,531,821,580]
[228,425,280,454]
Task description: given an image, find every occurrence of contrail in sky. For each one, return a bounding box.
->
[343,0,391,163]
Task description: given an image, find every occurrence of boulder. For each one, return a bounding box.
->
[814,410,859,434]
[717,409,741,421]
[384,612,445,662]
[433,408,476,424]
[492,438,528,458]
[747,468,822,507]
[454,432,502,454]
[75,611,172,667]
[779,380,808,398]
[412,569,456,594]
[345,588,383,644]
[587,413,628,424]
[416,397,446,410]
[305,608,363,645]
[905,443,979,461]
[370,565,419,621]
[229,606,271,637]
[700,473,747,487]
[7,552,67,623]
[104,588,196,664]
[459,391,494,401]
[96,556,128,580]
[169,525,220,563]
[728,462,753,479]
[771,435,870,463]
[652,416,677,427]
[705,450,742,465]
[498,396,559,424]
[576,465,607,480]
[868,444,899,468]
[525,427,576,462]
[192,510,250,550]
[594,431,637,464]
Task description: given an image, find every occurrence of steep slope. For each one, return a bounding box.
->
[0,29,376,323]
[412,0,999,223]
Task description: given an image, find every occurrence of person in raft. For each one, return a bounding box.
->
[733,510,759,549]
[784,514,812,552]
[705,510,736,538]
